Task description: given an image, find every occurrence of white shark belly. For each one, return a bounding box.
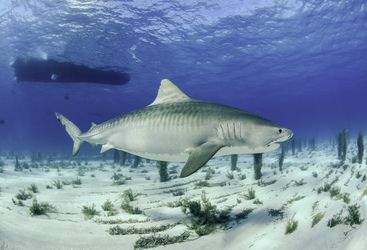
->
[102,124,279,162]
[104,126,212,162]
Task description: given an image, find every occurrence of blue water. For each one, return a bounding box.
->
[0,0,366,153]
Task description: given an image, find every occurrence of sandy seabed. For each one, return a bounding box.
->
[0,145,366,250]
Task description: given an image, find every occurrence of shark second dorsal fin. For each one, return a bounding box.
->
[87,122,97,132]
[150,79,192,106]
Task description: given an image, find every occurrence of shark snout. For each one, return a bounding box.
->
[278,128,293,142]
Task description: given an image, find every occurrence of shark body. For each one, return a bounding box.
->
[56,79,293,177]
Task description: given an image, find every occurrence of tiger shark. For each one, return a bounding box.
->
[56,79,293,177]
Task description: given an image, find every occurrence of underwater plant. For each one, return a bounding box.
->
[238,173,246,180]
[172,189,185,196]
[253,153,262,180]
[111,172,126,185]
[102,200,114,211]
[235,208,254,223]
[122,189,137,201]
[356,172,362,179]
[101,200,118,216]
[317,183,332,193]
[95,218,150,224]
[12,198,24,206]
[311,212,325,227]
[15,189,33,200]
[329,186,341,198]
[120,189,142,214]
[134,231,190,249]
[120,199,143,214]
[253,198,263,205]
[194,180,210,189]
[344,204,364,226]
[29,199,56,216]
[82,204,100,219]
[109,224,175,235]
[341,193,351,204]
[268,208,285,220]
[204,169,213,180]
[327,204,363,228]
[181,191,231,236]
[71,177,82,185]
[285,216,298,234]
[327,211,344,228]
[27,184,39,193]
[111,172,123,180]
[243,188,256,200]
[257,179,276,187]
[226,171,234,180]
[52,180,63,189]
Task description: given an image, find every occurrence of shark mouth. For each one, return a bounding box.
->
[266,133,293,147]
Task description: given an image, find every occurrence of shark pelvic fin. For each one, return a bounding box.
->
[180,141,223,178]
[150,79,192,106]
[101,144,113,153]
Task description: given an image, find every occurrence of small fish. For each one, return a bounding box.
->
[56,79,293,177]
[51,73,58,81]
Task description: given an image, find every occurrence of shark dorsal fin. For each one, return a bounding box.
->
[150,79,191,106]
[91,122,97,128]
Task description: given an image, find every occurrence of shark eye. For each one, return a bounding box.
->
[278,129,283,134]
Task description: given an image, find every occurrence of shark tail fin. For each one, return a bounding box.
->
[55,112,82,156]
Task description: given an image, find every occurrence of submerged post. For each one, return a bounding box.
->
[14,156,22,171]
[253,153,263,180]
[357,132,364,164]
[231,154,238,171]
[291,139,295,155]
[337,129,348,162]
[120,151,127,166]
[113,150,120,164]
[310,137,316,151]
[279,144,285,172]
[132,155,141,168]
[157,161,169,182]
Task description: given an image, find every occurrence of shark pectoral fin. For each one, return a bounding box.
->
[100,144,113,153]
[180,142,223,178]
